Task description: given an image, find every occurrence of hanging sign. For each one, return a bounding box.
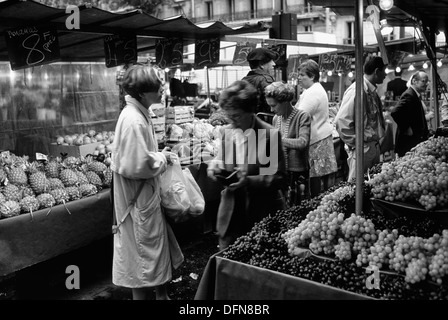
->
[155,38,183,68]
[5,24,60,71]
[287,54,309,80]
[194,37,220,68]
[232,42,256,66]
[104,34,137,68]
[319,53,352,74]
[264,43,287,68]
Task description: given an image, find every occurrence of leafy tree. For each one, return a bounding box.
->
[124,0,166,15]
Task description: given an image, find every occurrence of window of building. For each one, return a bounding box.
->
[250,0,257,19]
[228,0,234,20]
[206,1,213,20]
[305,25,312,32]
[346,21,354,45]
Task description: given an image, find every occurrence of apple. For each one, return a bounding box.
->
[64,136,73,145]
[91,138,97,143]
[56,136,64,145]
[104,157,112,166]
[95,133,103,141]
[98,147,106,155]
[88,129,96,137]
[93,150,100,156]
[74,137,84,146]
[106,144,113,153]
[83,136,92,144]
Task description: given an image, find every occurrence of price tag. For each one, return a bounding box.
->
[194,37,220,68]
[5,24,60,71]
[319,53,352,74]
[155,38,183,68]
[232,42,256,66]
[104,34,137,68]
[36,153,48,161]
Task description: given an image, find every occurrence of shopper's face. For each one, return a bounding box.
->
[374,67,387,85]
[266,97,284,116]
[141,85,164,107]
[413,73,429,93]
[298,70,314,89]
[261,60,275,74]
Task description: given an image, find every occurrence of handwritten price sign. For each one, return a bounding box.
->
[319,53,352,74]
[104,34,137,68]
[155,38,183,68]
[5,24,60,71]
[194,37,220,68]
[232,42,256,65]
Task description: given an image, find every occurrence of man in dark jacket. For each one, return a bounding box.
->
[242,47,277,114]
[391,70,430,157]
[386,70,407,100]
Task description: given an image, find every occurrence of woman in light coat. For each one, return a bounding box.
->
[111,64,183,300]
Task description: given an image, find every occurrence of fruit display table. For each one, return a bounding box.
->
[195,253,374,300]
[0,189,112,276]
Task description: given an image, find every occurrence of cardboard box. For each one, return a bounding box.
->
[151,115,166,132]
[150,103,166,117]
[48,142,101,158]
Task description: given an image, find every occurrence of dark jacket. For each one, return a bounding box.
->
[387,78,408,100]
[391,87,429,157]
[215,117,287,245]
[242,70,275,114]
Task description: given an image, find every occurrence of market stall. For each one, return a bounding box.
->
[0,0,268,283]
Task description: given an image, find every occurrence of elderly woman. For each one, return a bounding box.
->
[111,64,183,300]
[265,81,311,207]
[295,60,338,197]
[207,80,287,250]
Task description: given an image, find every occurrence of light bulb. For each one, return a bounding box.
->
[379,0,394,11]
[409,64,415,71]
[348,71,354,78]
[395,66,401,73]
[437,60,442,67]
[327,70,333,76]
[423,62,428,69]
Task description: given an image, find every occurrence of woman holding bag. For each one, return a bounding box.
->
[111,64,183,300]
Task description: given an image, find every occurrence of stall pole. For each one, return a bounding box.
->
[206,66,211,101]
[355,0,364,215]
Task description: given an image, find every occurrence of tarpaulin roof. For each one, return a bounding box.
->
[0,0,267,62]
[310,0,448,38]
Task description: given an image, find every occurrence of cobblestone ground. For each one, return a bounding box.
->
[0,217,219,300]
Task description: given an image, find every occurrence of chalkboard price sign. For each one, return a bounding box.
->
[287,54,309,80]
[319,53,352,74]
[232,42,256,65]
[194,38,220,68]
[155,38,183,68]
[104,34,137,68]
[5,24,60,71]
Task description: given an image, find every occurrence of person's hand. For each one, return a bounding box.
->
[425,111,434,120]
[162,146,176,165]
[226,170,249,191]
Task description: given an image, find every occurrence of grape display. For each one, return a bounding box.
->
[222,174,448,299]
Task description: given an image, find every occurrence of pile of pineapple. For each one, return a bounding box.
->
[0,151,113,220]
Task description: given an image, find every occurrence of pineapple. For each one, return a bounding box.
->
[102,167,113,188]
[21,186,35,198]
[50,188,70,205]
[0,167,7,185]
[74,170,89,185]
[85,171,102,190]
[62,156,79,169]
[45,160,61,178]
[78,183,98,197]
[87,159,107,178]
[0,200,21,219]
[29,171,50,195]
[60,168,79,187]
[48,177,65,190]
[36,193,56,209]
[2,184,22,202]
[6,164,28,186]
[20,195,40,215]
[65,186,81,201]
